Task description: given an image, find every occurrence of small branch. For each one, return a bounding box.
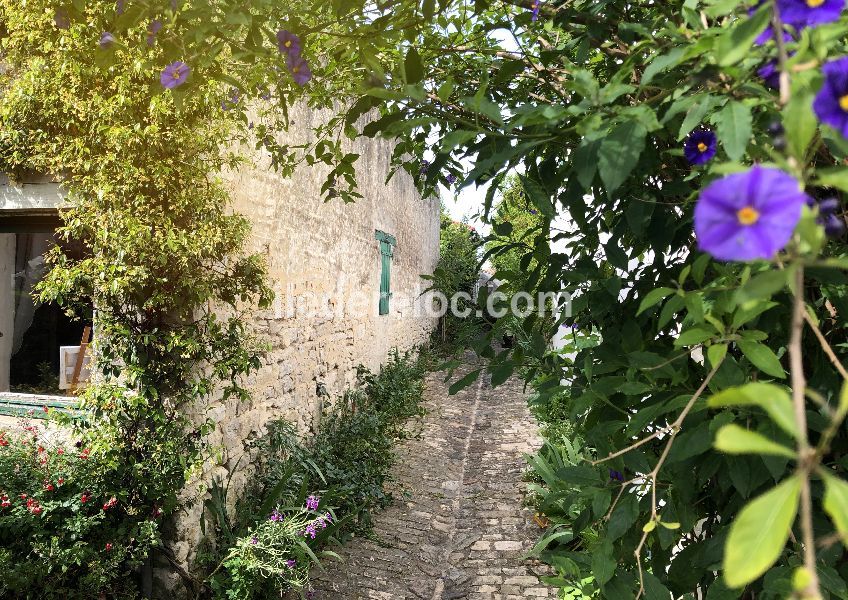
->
[803,310,848,381]
[633,359,723,599]
[590,429,666,465]
[771,7,791,107]
[789,265,821,598]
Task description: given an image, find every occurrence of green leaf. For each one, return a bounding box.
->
[716,102,752,162]
[715,4,771,67]
[592,538,616,586]
[708,383,798,438]
[707,343,728,368]
[404,47,424,84]
[822,473,848,547]
[784,71,820,162]
[598,120,647,195]
[815,167,848,193]
[734,269,790,304]
[674,325,715,347]
[678,95,721,141]
[643,520,657,533]
[714,424,796,458]
[641,47,686,86]
[723,476,801,588]
[737,340,786,379]
[448,369,481,395]
[838,380,848,422]
[490,363,514,387]
[637,287,675,315]
[572,138,601,188]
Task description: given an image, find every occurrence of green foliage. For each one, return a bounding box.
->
[0,0,272,593]
[203,349,426,597]
[485,175,548,292]
[428,208,484,350]
[0,426,158,598]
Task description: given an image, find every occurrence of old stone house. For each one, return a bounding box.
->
[0,105,440,572]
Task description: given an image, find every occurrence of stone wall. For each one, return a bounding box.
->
[161,106,439,588]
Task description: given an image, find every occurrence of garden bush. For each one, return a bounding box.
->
[201,349,427,598]
[0,423,159,599]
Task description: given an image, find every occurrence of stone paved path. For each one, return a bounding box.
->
[313,362,556,600]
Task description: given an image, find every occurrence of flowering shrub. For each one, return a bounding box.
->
[0,424,159,597]
[204,350,426,597]
[214,500,336,599]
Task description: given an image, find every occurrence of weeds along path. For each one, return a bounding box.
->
[312,357,556,599]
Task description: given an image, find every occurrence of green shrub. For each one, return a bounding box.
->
[0,424,160,599]
[203,349,427,598]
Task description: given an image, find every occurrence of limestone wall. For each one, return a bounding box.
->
[162,106,439,583]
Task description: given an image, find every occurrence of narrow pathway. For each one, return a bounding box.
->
[312,362,556,599]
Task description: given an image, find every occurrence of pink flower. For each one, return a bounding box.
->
[103,497,117,511]
[105,543,113,552]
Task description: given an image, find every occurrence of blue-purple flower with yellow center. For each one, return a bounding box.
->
[684,130,717,165]
[776,0,845,29]
[694,166,808,261]
[814,56,848,138]
[160,61,190,89]
[99,32,116,49]
[749,2,793,44]
[276,30,301,57]
[147,20,163,46]
[287,56,312,86]
[531,0,541,21]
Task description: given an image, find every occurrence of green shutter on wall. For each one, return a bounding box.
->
[375,231,396,315]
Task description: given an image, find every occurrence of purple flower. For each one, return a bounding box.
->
[54,10,70,30]
[99,32,116,49]
[684,130,717,165]
[776,0,845,29]
[420,160,430,175]
[824,214,846,237]
[445,173,457,185]
[222,88,241,111]
[160,61,190,89]
[116,0,125,15]
[250,536,258,545]
[749,1,793,44]
[286,559,296,568]
[305,494,320,511]
[276,30,302,56]
[269,509,283,522]
[146,20,163,46]
[758,60,781,89]
[259,89,272,101]
[814,57,848,139]
[303,523,317,539]
[287,56,312,86]
[694,166,808,261]
[531,0,541,21]
[609,469,624,482]
[324,511,333,523]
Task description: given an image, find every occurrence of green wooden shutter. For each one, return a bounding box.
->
[376,231,396,315]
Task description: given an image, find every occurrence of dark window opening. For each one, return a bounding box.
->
[7,232,91,395]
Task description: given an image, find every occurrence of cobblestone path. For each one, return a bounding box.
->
[313,364,556,600]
